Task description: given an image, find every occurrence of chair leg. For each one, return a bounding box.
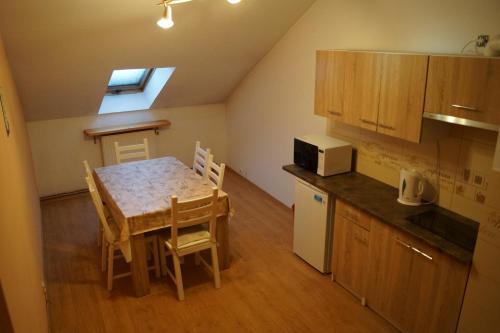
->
[172,254,185,301]
[107,244,115,291]
[101,236,107,272]
[210,245,221,289]
[159,240,167,276]
[152,237,161,278]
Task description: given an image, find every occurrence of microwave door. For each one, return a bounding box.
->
[294,139,318,173]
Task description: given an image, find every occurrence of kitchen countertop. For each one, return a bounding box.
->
[283,164,479,264]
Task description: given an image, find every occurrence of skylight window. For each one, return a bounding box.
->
[107,68,153,95]
[99,67,175,115]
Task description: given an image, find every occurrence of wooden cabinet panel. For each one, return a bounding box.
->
[335,199,370,231]
[404,238,469,333]
[314,51,347,119]
[343,52,383,130]
[367,222,413,330]
[378,54,428,143]
[425,56,500,124]
[315,50,427,142]
[332,214,370,300]
[367,218,469,333]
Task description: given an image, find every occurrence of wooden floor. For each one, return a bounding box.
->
[42,169,397,332]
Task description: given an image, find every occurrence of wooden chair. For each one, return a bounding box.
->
[85,176,160,291]
[207,154,226,190]
[114,138,150,164]
[83,160,104,247]
[159,188,221,301]
[192,141,211,178]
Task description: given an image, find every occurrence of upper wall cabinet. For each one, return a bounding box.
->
[378,54,428,142]
[315,50,345,118]
[343,52,383,132]
[314,51,428,143]
[425,56,500,125]
[315,51,382,131]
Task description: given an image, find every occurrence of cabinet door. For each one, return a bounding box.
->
[332,214,369,299]
[405,239,469,333]
[425,56,500,124]
[343,52,383,130]
[378,54,428,143]
[367,222,413,331]
[314,51,347,119]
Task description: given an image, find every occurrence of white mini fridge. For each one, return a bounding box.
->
[293,178,333,273]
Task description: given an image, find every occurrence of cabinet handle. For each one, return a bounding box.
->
[360,118,377,126]
[411,246,433,261]
[379,123,395,130]
[328,110,342,116]
[451,104,481,112]
[394,238,411,249]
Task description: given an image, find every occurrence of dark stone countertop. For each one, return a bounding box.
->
[283,164,479,264]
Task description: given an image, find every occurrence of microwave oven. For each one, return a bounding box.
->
[294,135,352,176]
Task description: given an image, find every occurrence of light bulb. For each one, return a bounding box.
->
[227,0,241,4]
[157,5,174,29]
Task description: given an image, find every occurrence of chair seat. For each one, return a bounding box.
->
[164,227,212,251]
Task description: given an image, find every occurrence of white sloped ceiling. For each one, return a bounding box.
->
[0,0,315,121]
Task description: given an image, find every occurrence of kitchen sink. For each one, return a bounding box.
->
[406,208,478,252]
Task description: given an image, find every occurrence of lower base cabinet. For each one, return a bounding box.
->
[332,214,370,301]
[332,200,470,333]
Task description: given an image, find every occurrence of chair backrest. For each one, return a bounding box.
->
[83,160,100,196]
[85,176,116,244]
[170,188,218,249]
[207,154,226,190]
[192,141,211,178]
[83,160,92,177]
[114,138,150,164]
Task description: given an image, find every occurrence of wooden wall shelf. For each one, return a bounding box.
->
[84,120,171,142]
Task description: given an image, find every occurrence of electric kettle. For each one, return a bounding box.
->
[397,169,425,206]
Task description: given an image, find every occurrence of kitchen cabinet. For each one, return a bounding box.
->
[332,200,470,333]
[367,222,414,330]
[314,50,346,118]
[314,51,428,143]
[342,52,382,131]
[378,54,428,142]
[314,51,382,130]
[332,207,370,301]
[425,55,500,125]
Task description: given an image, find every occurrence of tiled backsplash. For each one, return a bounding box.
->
[327,118,500,330]
[327,118,499,234]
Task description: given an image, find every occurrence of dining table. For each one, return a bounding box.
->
[93,156,232,297]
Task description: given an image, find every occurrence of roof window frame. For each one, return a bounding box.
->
[106,68,155,95]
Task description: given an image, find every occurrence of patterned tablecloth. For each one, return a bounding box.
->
[93,157,231,260]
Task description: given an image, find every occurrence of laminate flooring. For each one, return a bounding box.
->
[42,169,396,333]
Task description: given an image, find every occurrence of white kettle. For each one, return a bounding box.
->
[398,169,425,206]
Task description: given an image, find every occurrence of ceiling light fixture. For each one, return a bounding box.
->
[156,0,241,30]
[157,3,174,29]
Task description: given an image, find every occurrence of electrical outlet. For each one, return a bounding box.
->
[477,34,489,47]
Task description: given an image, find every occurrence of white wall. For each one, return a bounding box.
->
[226,0,500,207]
[27,104,227,197]
[0,34,48,333]
[226,1,500,332]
